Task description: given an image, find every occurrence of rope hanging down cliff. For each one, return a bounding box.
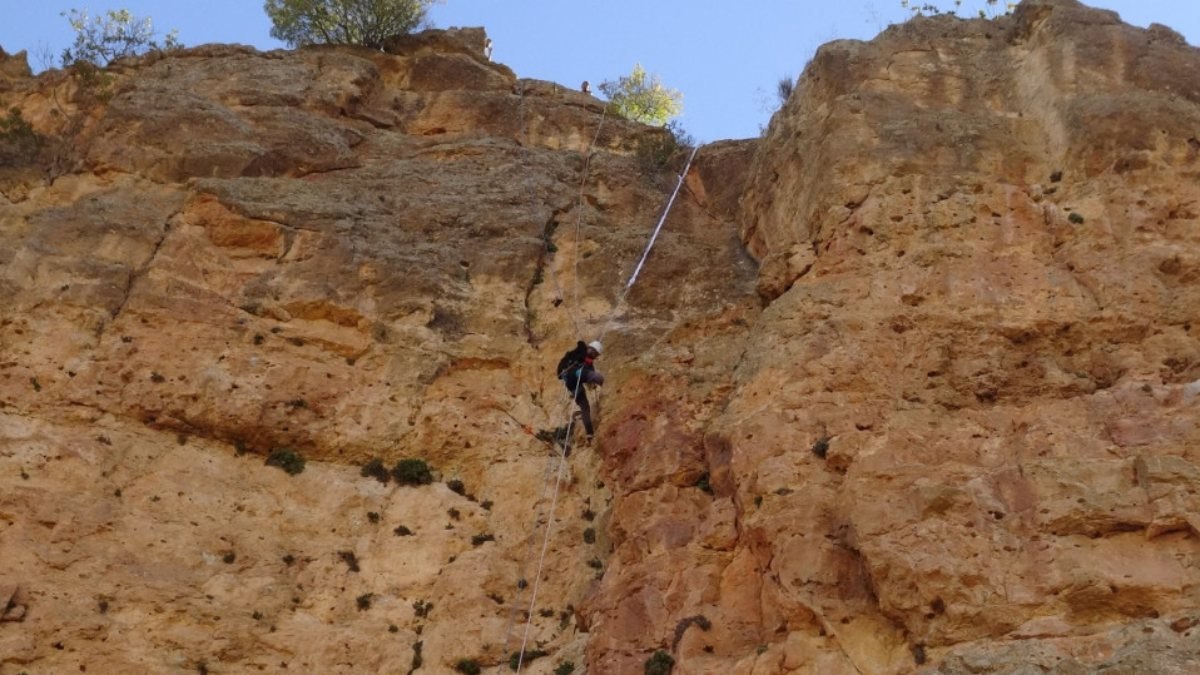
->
[599,143,700,342]
[500,136,704,673]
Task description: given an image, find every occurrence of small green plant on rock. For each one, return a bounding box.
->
[509,649,549,670]
[361,457,390,484]
[392,458,433,486]
[555,663,576,675]
[413,599,432,618]
[411,640,423,670]
[635,120,694,175]
[454,658,482,675]
[266,448,305,475]
[410,638,424,667]
[644,650,675,675]
[1068,212,1085,224]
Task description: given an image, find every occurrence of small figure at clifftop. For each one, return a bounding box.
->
[581,80,590,94]
[484,38,493,60]
[557,340,604,448]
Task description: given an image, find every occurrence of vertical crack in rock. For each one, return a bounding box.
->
[98,210,177,338]
[523,203,572,345]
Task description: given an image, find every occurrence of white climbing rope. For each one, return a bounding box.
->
[599,143,701,342]
[501,87,703,670]
[513,426,572,673]
[497,374,584,674]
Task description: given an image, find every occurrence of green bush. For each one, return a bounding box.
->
[360,457,390,483]
[265,0,436,49]
[454,659,481,675]
[266,448,306,475]
[644,650,675,675]
[509,650,548,671]
[555,663,576,675]
[410,641,423,670]
[392,458,433,485]
[600,64,683,126]
[635,120,694,175]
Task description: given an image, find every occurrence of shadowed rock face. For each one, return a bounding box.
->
[2,2,1200,673]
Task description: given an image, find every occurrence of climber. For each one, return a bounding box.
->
[556,339,604,446]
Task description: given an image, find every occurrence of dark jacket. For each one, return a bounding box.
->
[557,341,593,391]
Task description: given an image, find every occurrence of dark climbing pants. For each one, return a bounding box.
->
[573,386,594,437]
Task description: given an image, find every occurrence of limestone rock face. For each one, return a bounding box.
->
[718,0,1200,672]
[3,2,1200,674]
[0,26,754,675]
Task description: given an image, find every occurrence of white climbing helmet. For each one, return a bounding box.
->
[588,340,603,355]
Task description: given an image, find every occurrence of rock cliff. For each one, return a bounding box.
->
[1,1,1199,673]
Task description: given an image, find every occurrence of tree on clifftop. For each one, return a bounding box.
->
[60,8,180,67]
[599,64,683,127]
[264,0,440,49]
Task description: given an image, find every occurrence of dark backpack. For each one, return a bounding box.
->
[557,341,588,380]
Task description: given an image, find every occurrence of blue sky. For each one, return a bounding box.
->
[0,1,1196,141]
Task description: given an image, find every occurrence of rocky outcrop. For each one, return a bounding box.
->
[710,0,1200,672]
[0,48,31,91]
[2,2,1200,673]
[0,25,752,675]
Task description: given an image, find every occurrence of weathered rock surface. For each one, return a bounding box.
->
[0,26,752,675]
[2,2,1200,674]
